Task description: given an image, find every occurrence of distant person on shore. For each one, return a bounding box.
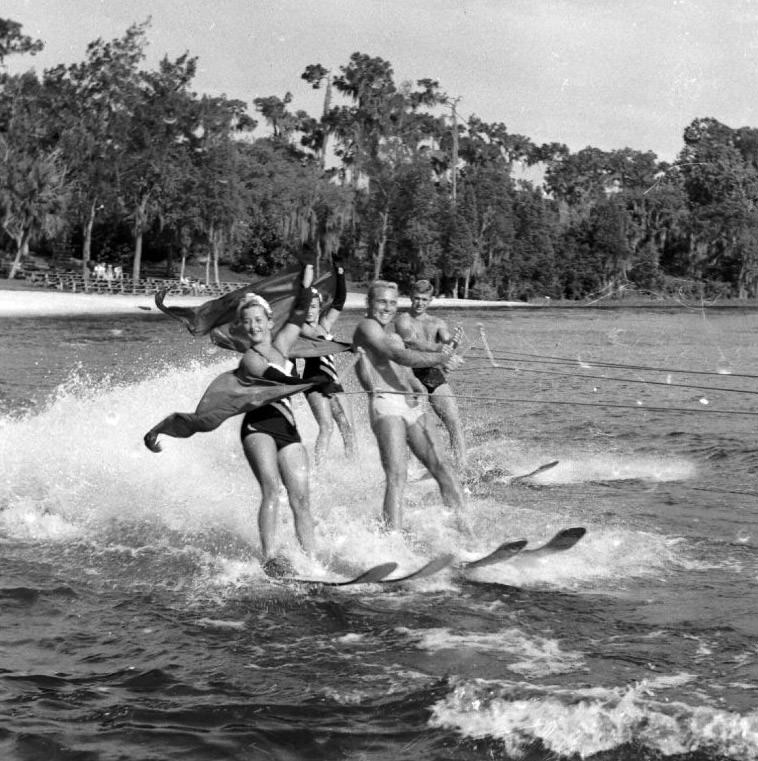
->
[395,279,467,472]
[352,280,470,534]
[299,256,355,466]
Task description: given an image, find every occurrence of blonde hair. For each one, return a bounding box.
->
[366,280,398,308]
[236,292,273,322]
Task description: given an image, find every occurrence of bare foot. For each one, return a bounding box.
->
[262,556,294,578]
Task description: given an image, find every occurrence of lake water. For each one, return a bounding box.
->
[1,303,757,760]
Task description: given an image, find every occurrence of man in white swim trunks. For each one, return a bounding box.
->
[353,280,470,533]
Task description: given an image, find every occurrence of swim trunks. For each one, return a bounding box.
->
[370,392,425,426]
[413,366,447,393]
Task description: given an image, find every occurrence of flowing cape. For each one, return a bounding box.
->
[155,264,337,357]
[145,336,350,443]
[145,371,316,441]
[146,266,352,446]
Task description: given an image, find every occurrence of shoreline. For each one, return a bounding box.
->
[2,284,756,318]
[0,287,520,318]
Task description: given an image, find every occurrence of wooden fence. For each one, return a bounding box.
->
[23,270,243,298]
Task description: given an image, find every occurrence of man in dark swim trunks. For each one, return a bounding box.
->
[395,279,467,472]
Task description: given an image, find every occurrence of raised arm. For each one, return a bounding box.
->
[318,262,347,334]
[273,263,314,356]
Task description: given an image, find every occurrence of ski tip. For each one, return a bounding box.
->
[539,526,587,552]
[382,554,455,584]
[461,538,528,570]
[352,561,400,584]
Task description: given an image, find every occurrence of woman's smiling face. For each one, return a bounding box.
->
[240,304,272,343]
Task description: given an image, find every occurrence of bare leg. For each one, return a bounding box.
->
[429,383,467,472]
[330,392,356,458]
[306,392,334,467]
[278,442,316,554]
[242,433,283,560]
[371,415,409,530]
[407,417,471,535]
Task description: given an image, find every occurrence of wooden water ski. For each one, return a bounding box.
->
[462,527,586,571]
[461,539,528,570]
[380,554,455,584]
[519,526,586,557]
[508,460,560,485]
[291,562,398,587]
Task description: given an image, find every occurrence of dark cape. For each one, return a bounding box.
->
[154,264,344,358]
[145,265,351,447]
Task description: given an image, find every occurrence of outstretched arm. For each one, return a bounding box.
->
[395,312,444,351]
[355,319,458,370]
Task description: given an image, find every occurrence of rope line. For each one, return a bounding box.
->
[340,388,758,416]
[465,348,758,380]
[454,363,758,396]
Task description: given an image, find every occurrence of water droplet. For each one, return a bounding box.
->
[717,363,732,375]
[736,532,750,544]
[699,397,709,405]
[665,374,672,384]
[636,400,643,406]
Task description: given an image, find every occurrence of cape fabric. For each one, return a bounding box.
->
[147,265,352,444]
[155,265,335,341]
[145,371,317,441]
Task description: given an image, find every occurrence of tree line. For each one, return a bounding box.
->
[2,17,757,299]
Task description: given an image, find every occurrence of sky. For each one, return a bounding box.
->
[4,0,758,162]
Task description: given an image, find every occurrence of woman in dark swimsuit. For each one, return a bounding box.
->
[299,262,355,466]
[236,265,319,577]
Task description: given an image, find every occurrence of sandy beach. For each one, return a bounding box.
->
[0,287,517,317]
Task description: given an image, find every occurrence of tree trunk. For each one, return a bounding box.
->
[8,228,30,280]
[132,196,149,286]
[212,228,222,285]
[463,267,471,299]
[82,200,96,282]
[372,210,389,281]
[132,233,143,291]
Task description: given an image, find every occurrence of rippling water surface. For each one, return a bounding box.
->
[1,303,757,760]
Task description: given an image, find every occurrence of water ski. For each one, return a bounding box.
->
[466,460,559,487]
[461,526,586,571]
[380,554,455,584]
[289,562,398,587]
[461,539,528,570]
[507,460,560,485]
[518,526,586,557]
